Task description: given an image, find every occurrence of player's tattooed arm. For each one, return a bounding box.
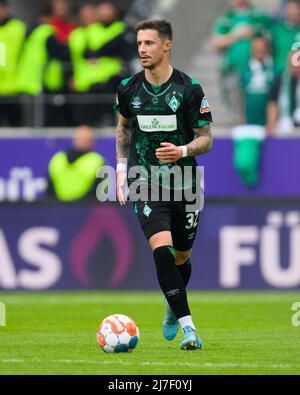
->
[116,114,132,164]
[116,114,131,206]
[188,124,213,157]
[156,124,213,163]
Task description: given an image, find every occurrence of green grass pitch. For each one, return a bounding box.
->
[0,291,300,375]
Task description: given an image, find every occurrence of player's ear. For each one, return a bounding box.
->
[164,39,173,52]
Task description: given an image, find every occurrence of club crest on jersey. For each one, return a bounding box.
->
[132,96,142,109]
[143,204,152,217]
[166,94,180,112]
[200,96,210,114]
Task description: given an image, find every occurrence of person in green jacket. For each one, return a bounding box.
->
[233,36,274,188]
[241,36,274,126]
[212,0,272,123]
[47,125,106,202]
[267,50,300,135]
[271,0,300,74]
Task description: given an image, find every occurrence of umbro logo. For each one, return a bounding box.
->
[132,96,142,109]
[166,289,180,297]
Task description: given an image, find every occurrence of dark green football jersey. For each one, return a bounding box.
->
[115,69,212,190]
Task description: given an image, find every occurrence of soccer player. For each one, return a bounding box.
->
[115,20,213,350]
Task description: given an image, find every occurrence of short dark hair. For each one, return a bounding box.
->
[135,19,173,41]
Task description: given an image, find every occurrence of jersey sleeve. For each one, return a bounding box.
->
[115,83,131,118]
[185,84,213,128]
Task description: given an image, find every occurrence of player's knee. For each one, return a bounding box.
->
[153,246,176,277]
[175,251,191,265]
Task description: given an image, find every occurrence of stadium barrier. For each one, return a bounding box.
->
[0,136,299,201]
[0,93,117,128]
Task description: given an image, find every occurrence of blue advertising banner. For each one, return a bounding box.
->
[0,137,299,200]
[0,202,299,290]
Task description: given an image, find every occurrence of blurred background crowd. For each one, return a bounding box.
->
[1,0,299,131]
[211,0,300,186]
[212,0,300,133]
[0,0,144,128]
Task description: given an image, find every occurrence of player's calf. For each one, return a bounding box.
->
[153,246,191,319]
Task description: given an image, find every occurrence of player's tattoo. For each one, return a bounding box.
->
[116,124,132,162]
[187,124,213,157]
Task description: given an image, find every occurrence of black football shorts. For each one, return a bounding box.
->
[133,199,200,251]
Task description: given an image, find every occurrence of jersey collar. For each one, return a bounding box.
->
[143,68,175,94]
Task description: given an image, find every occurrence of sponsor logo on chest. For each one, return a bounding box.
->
[137,115,177,132]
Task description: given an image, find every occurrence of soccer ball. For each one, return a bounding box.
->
[97,314,139,353]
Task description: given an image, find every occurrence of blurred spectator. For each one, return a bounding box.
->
[2,0,138,128]
[241,36,274,126]
[45,0,76,126]
[271,0,300,74]
[87,1,137,63]
[212,0,271,74]
[49,0,76,44]
[47,125,106,202]
[212,0,271,122]
[16,5,52,96]
[76,2,97,27]
[267,50,300,134]
[68,3,97,96]
[231,36,273,188]
[16,2,73,126]
[69,1,137,126]
[0,0,26,126]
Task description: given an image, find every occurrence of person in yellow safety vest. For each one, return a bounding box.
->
[47,125,106,202]
[69,1,137,126]
[16,5,62,96]
[68,2,97,93]
[84,2,137,90]
[15,4,73,126]
[0,0,26,126]
[69,2,125,94]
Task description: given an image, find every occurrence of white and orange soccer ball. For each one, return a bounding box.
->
[97,314,139,353]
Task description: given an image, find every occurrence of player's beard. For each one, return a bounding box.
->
[143,63,155,70]
[141,57,163,70]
